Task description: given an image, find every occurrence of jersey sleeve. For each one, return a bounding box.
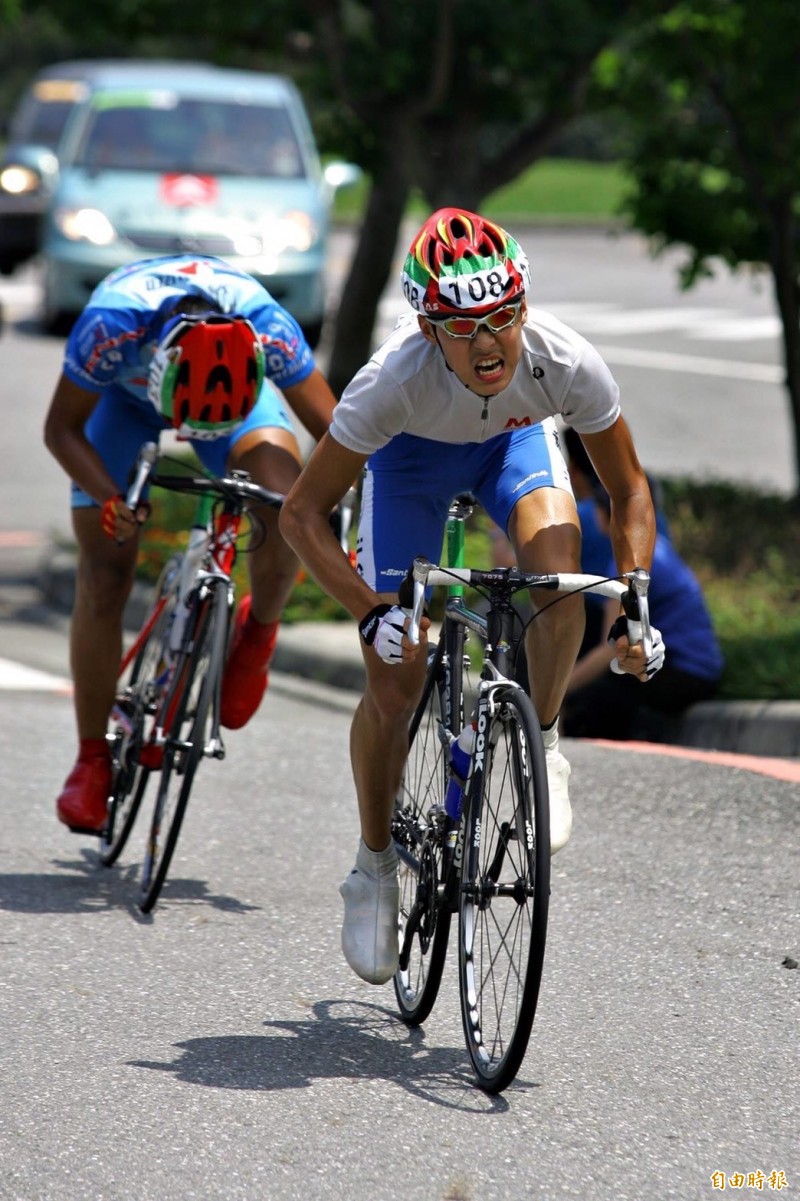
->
[329,362,411,455]
[245,302,315,389]
[560,340,621,434]
[62,307,147,392]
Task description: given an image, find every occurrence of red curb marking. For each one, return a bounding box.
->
[588,739,800,783]
[0,531,45,548]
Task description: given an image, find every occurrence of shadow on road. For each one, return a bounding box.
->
[0,847,261,921]
[128,997,541,1108]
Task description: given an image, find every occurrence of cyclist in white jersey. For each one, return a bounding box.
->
[44,255,336,836]
[280,209,665,985]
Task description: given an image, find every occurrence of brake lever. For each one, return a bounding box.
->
[622,567,653,658]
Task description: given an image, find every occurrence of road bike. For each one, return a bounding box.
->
[391,495,653,1092]
[99,441,283,913]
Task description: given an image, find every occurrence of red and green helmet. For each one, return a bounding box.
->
[401,207,531,318]
[148,311,265,441]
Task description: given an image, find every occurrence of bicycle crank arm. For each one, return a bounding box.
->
[398,902,424,971]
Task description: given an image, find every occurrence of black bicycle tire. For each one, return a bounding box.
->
[100,556,182,867]
[393,627,462,1025]
[138,580,229,913]
[458,685,550,1093]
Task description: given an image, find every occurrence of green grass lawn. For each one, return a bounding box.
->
[333,158,630,224]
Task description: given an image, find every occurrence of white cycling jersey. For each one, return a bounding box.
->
[330,309,621,456]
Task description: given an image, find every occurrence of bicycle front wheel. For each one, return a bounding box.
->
[139,579,230,913]
[458,685,550,1093]
[100,555,181,868]
[393,634,459,1025]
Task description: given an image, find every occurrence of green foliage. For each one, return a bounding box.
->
[597,0,800,283]
[660,478,800,700]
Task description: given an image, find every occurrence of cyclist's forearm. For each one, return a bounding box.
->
[281,508,378,621]
[608,491,655,575]
[282,369,337,443]
[45,426,122,507]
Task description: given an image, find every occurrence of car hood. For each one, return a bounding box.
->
[53,168,328,231]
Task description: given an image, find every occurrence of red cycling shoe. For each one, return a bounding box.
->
[220,595,279,730]
[56,745,111,835]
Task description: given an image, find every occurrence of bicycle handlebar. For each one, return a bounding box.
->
[125,441,159,510]
[405,555,653,656]
[124,441,284,512]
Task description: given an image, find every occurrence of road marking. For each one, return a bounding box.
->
[541,300,779,343]
[686,315,781,341]
[594,344,782,383]
[0,657,72,694]
[553,305,733,335]
[590,738,800,783]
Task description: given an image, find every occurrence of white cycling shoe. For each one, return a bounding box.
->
[545,748,573,854]
[339,839,399,985]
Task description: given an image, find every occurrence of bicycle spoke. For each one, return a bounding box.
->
[393,638,458,1025]
[458,687,549,1093]
[100,557,180,867]
[139,582,229,913]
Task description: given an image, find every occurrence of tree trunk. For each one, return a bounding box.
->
[767,201,800,502]
[326,165,411,398]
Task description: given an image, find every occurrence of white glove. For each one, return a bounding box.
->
[609,617,665,679]
[358,604,410,665]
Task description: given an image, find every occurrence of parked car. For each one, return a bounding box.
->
[0,61,92,275]
[37,59,358,342]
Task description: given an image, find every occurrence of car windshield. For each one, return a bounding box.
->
[10,80,88,149]
[72,93,307,179]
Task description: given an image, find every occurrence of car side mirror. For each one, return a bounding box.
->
[323,161,362,191]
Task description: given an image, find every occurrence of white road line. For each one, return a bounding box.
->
[595,344,782,383]
[552,306,733,335]
[0,657,72,693]
[685,316,781,341]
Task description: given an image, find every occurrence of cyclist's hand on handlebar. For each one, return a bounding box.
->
[358,603,429,665]
[608,617,665,681]
[101,494,151,543]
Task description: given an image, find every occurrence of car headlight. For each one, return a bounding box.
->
[261,211,317,255]
[54,207,117,246]
[0,164,41,195]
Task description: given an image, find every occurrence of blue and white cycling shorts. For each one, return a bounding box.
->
[357,419,573,595]
[71,380,295,507]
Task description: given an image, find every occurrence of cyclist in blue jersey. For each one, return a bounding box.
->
[563,487,723,739]
[563,425,672,657]
[280,208,666,987]
[44,254,337,836]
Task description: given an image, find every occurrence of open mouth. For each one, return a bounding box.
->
[474,355,505,384]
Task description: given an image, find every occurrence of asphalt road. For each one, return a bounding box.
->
[0,232,797,1199]
[0,668,798,1201]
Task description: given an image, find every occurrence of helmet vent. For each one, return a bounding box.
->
[206,365,233,394]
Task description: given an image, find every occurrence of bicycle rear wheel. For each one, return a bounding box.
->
[100,556,181,867]
[458,685,550,1093]
[393,630,461,1025]
[139,579,230,913]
